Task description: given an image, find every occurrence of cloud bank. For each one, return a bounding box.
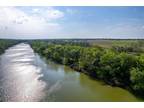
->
[0,7,64,39]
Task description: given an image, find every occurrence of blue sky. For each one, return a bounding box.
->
[0,6,144,39]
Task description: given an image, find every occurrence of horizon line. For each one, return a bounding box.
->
[0,38,144,40]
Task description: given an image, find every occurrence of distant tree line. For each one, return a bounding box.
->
[31,40,144,97]
[28,39,90,47]
[0,39,20,54]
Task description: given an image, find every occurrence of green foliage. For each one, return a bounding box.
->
[31,40,144,96]
[79,47,103,76]
[98,50,117,82]
[130,68,144,94]
[0,39,18,54]
[137,54,144,70]
[63,45,81,67]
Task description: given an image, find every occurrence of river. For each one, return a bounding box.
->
[0,43,142,102]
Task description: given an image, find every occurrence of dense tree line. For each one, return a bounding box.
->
[0,39,19,54]
[28,39,90,47]
[31,40,144,97]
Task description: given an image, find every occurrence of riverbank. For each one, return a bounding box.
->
[30,41,144,99]
[38,52,137,98]
[36,52,142,101]
[0,39,20,55]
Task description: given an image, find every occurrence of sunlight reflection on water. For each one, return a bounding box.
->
[0,43,46,101]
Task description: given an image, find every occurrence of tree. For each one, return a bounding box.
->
[63,45,81,68]
[79,47,103,76]
[130,68,144,94]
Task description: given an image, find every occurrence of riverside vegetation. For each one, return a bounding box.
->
[0,39,19,54]
[30,39,144,97]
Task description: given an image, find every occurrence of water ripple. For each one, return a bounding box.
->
[0,43,46,102]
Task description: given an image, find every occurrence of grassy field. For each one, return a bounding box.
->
[87,39,144,48]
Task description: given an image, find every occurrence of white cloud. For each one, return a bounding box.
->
[32,7,64,20]
[32,8,40,13]
[0,7,64,39]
